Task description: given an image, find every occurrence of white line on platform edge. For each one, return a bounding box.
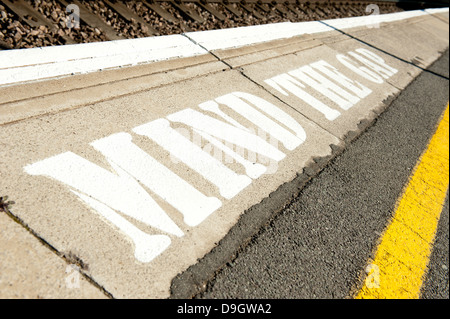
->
[0,8,448,87]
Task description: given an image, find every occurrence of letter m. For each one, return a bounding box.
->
[24,150,184,237]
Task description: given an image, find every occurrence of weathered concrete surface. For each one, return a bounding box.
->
[211,34,323,68]
[0,211,107,298]
[0,54,226,125]
[325,13,450,90]
[1,68,339,298]
[0,10,448,299]
[238,44,400,140]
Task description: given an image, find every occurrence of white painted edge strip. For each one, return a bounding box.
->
[320,9,427,30]
[186,9,431,51]
[424,7,450,14]
[0,45,204,85]
[0,34,206,70]
[0,8,447,87]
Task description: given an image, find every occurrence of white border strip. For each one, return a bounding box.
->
[0,35,208,86]
[0,34,206,69]
[424,7,450,14]
[0,8,447,87]
[186,9,430,51]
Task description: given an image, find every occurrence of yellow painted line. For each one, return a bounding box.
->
[356,103,449,299]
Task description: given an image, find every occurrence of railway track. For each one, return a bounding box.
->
[0,0,448,49]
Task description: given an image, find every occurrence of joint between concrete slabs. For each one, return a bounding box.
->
[0,205,114,299]
[182,33,235,71]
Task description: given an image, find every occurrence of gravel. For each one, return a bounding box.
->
[1,2,66,49]
[81,0,150,38]
[25,0,107,43]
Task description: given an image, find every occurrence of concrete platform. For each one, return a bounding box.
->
[0,8,448,298]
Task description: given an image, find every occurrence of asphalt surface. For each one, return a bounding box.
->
[422,193,449,299]
[178,49,450,299]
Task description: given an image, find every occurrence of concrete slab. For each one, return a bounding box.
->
[0,211,107,298]
[0,34,209,87]
[338,16,449,80]
[0,54,226,126]
[414,14,449,48]
[210,34,323,68]
[319,30,420,91]
[238,44,400,140]
[0,69,340,298]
